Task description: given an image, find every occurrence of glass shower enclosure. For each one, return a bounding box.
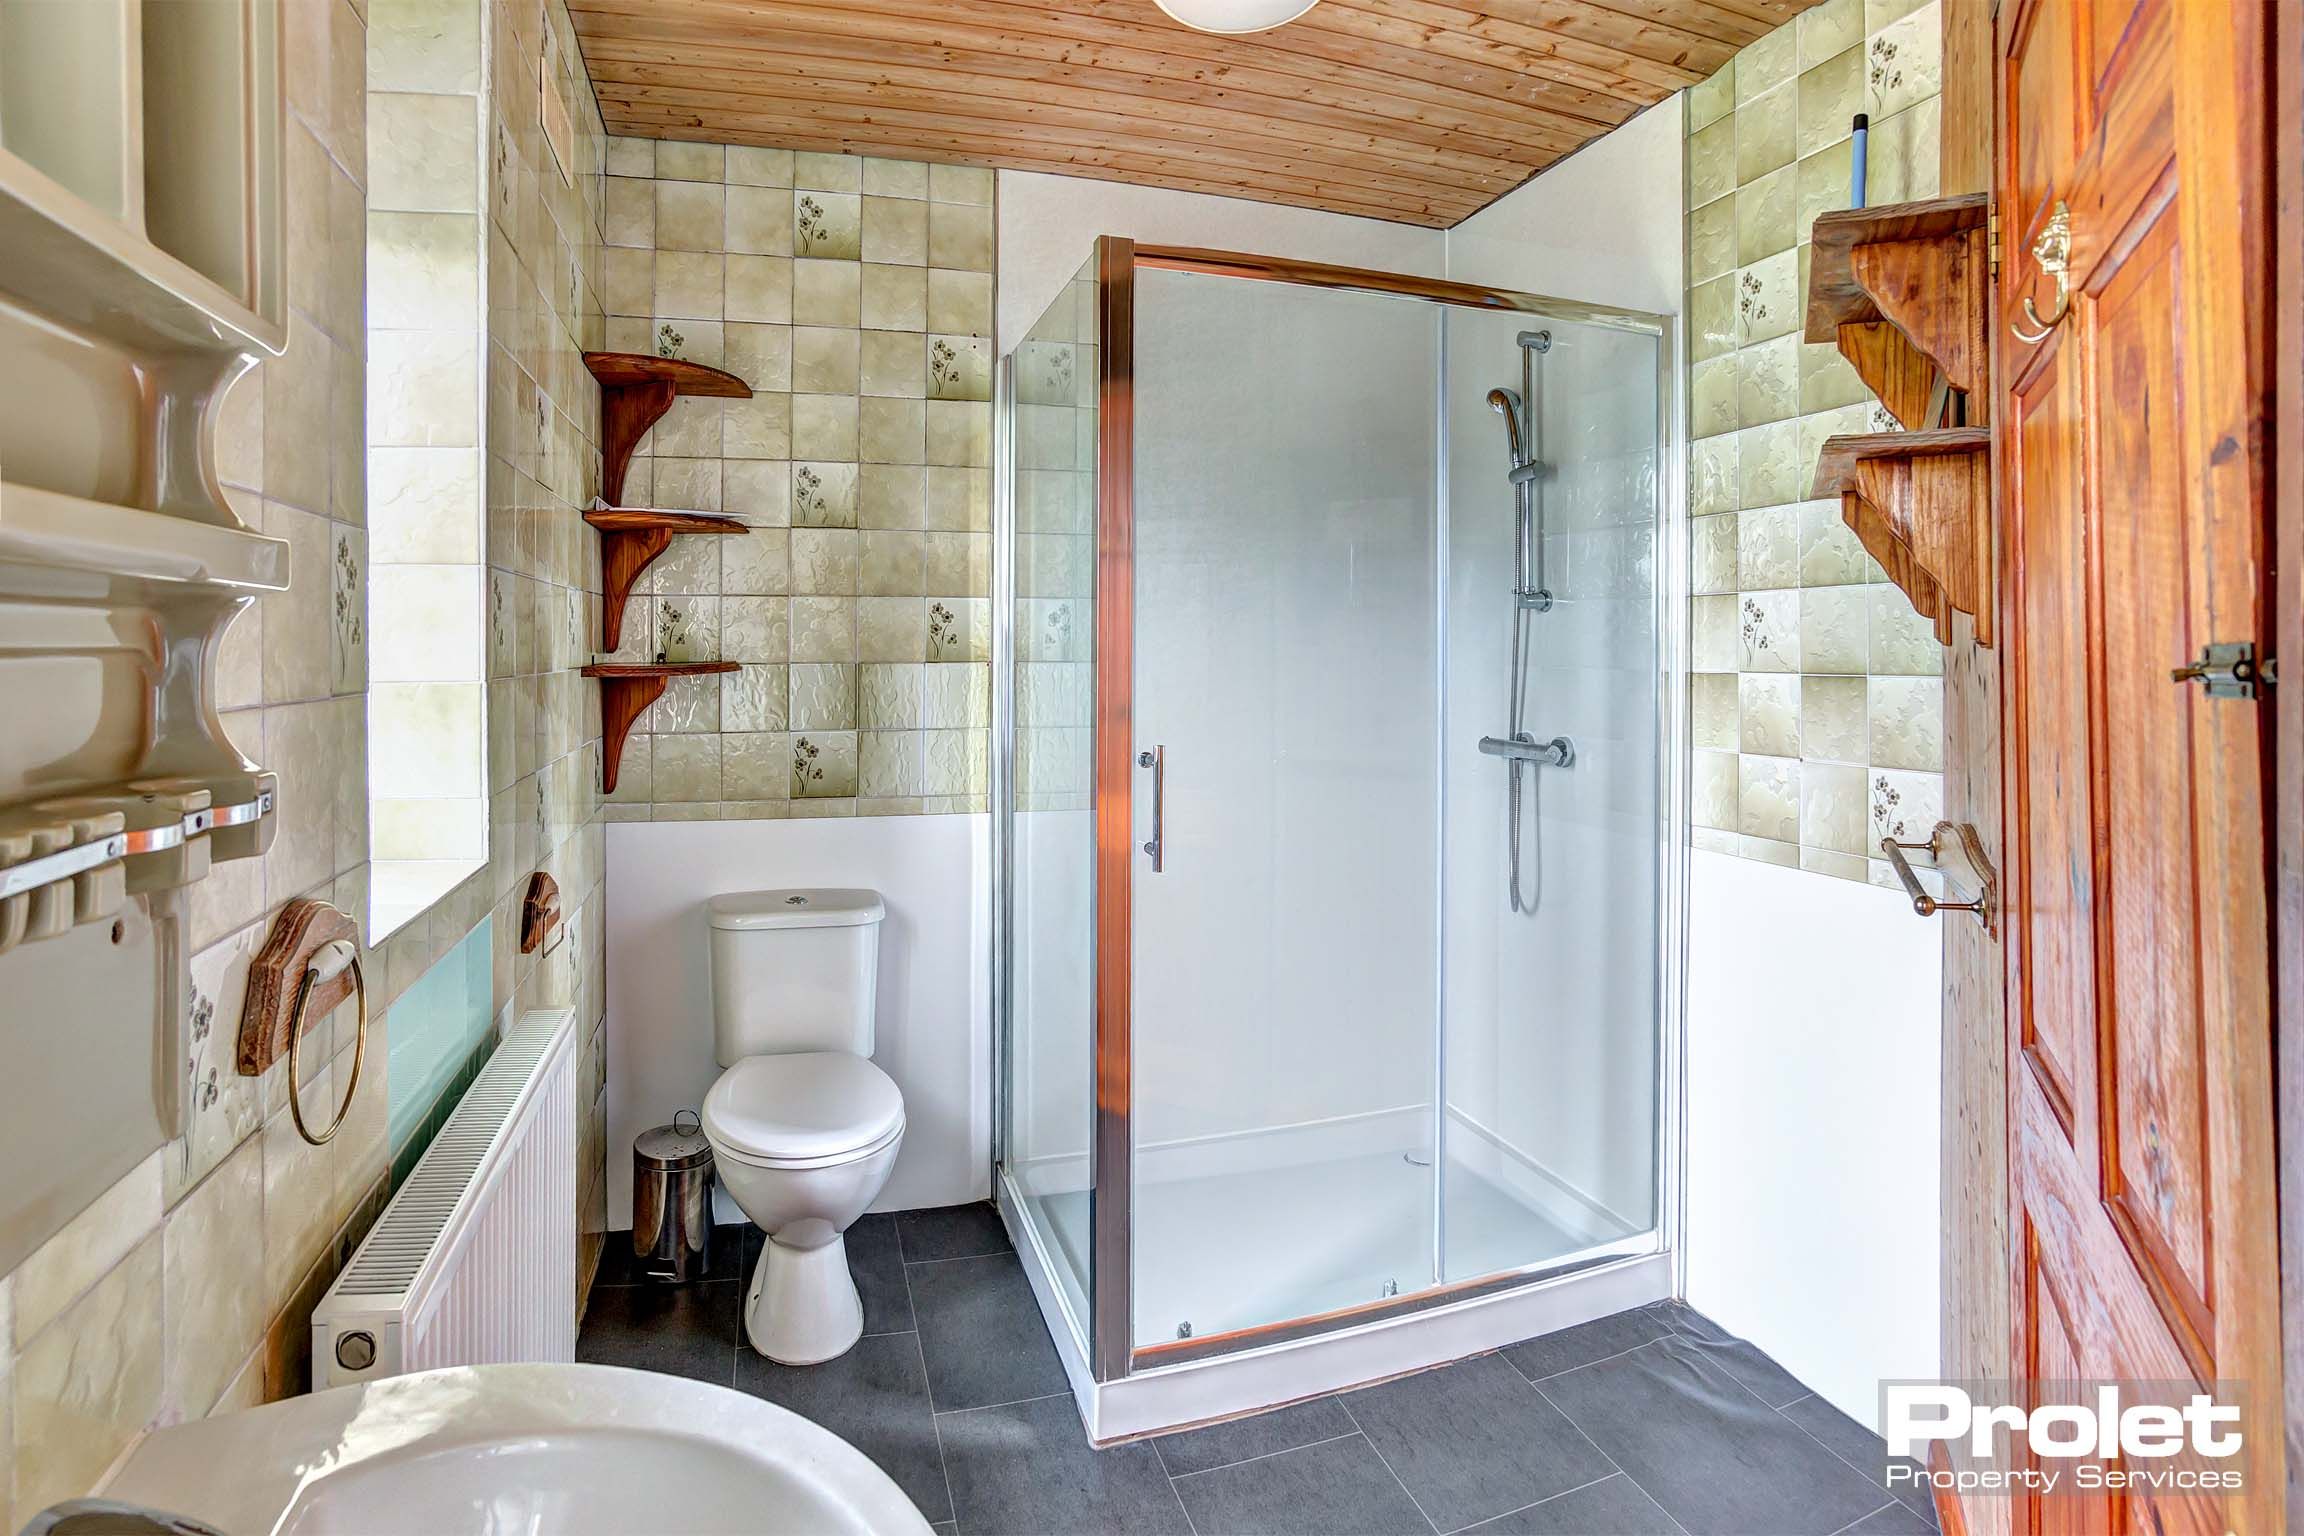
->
[996,240,1679,1434]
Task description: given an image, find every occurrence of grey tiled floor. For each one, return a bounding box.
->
[579,1204,1937,1536]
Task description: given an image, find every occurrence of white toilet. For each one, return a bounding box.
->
[700,888,905,1365]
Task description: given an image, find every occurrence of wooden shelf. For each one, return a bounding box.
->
[583,352,752,507]
[581,662,741,794]
[582,506,752,653]
[1813,428,1993,646]
[1805,193,1990,429]
[583,353,755,394]
[581,662,743,677]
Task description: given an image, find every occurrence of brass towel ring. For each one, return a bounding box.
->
[2009,200,2073,344]
[286,938,367,1146]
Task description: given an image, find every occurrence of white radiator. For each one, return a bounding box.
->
[312,1008,578,1389]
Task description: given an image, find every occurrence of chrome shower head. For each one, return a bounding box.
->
[1486,387,1527,467]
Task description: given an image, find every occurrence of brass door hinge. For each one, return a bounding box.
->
[1988,208,2001,278]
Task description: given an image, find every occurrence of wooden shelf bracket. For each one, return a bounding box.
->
[1806,194,1992,429]
[583,507,751,653]
[584,352,752,507]
[1813,428,1994,646]
[581,662,740,794]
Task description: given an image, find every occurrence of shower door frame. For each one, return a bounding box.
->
[996,235,1689,1402]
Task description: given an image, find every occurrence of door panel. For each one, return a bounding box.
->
[2026,1223,2115,1536]
[2091,206,2213,1352]
[2007,342,2093,1140]
[2008,0,2079,243]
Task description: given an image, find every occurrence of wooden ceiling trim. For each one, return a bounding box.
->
[598,106,1472,223]
[591,76,1509,208]
[583,53,1531,194]
[569,0,1826,227]
[571,3,1608,156]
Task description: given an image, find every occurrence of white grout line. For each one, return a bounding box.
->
[901,1248,1015,1266]
[1335,1396,1445,1536]
[1448,1471,1622,1535]
[1166,1463,1203,1536]
[1822,1500,1899,1536]
[1513,1334,1674,1384]
[1163,1430,1366,1482]
[931,1389,1074,1417]
[901,1250,963,1533]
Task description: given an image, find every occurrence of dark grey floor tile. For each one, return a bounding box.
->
[1537,1337,1886,1536]
[1843,1501,1936,1534]
[1504,1309,1679,1383]
[1459,1474,1681,1535]
[899,1202,1013,1262]
[1171,1431,1432,1536]
[909,1251,1067,1411]
[1682,1336,1812,1411]
[939,1393,1190,1536]
[1153,1396,1357,1477]
[575,1279,736,1384]
[850,1213,916,1334]
[1341,1354,1614,1534]
[1655,1307,1813,1410]
[931,1525,956,1536]
[735,1331,952,1524]
[593,1225,745,1286]
[1779,1394,1936,1527]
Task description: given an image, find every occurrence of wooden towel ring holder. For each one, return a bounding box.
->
[236,896,369,1145]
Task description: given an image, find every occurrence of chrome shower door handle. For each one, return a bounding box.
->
[1138,746,1165,871]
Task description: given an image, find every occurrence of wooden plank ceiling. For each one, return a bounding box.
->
[567,0,1816,228]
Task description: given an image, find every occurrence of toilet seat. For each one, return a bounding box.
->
[704,1052,905,1170]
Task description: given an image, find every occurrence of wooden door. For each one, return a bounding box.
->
[1997,0,2282,1531]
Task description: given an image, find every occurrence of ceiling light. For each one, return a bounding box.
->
[1151,0,1321,34]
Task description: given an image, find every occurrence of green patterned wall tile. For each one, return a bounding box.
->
[1690,274,1737,363]
[1690,62,1736,133]
[1690,196,1738,283]
[1689,114,1736,208]
[1795,141,1857,236]
[1735,82,1798,183]
[1800,0,1864,66]
[1736,163,1797,265]
[1737,334,1800,429]
[1796,48,1863,157]
[1735,23,1799,103]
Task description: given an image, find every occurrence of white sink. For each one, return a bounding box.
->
[101,1363,936,1535]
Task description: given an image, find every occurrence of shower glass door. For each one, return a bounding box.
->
[996,240,1672,1382]
[1127,269,1443,1348]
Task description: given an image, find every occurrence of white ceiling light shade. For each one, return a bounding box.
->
[1151,0,1322,34]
